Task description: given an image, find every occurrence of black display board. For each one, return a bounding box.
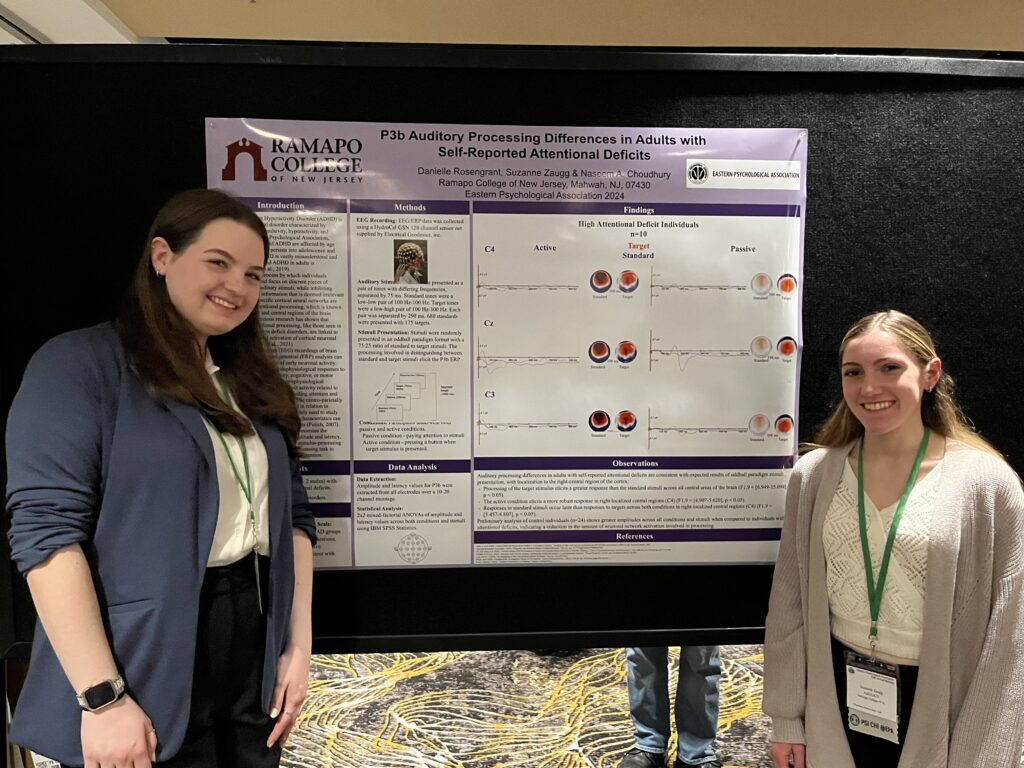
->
[2,46,1022,656]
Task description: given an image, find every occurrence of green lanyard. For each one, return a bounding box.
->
[205,377,259,550]
[857,428,929,655]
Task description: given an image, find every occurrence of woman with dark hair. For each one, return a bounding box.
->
[764,310,1024,768]
[7,189,316,767]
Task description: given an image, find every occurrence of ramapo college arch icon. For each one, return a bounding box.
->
[222,138,268,182]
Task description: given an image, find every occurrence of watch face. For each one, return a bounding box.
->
[83,681,117,709]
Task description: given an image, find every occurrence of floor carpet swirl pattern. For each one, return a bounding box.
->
[282,645,1024,767]
[283,646,772,768]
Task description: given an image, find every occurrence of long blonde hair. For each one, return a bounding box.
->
[812,310,1002,458]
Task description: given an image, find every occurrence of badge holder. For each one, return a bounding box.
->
[844,648,901,744]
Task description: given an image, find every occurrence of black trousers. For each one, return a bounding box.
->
[67,555,279,768]
[831,636,919,768]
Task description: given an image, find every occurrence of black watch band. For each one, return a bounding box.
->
[77,675,126,712]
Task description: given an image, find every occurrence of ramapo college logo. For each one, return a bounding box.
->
[222,138,268,182]
[221,133,365,184]
[688,162,709,185]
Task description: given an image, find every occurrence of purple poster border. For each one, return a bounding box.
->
[206,119,807,569]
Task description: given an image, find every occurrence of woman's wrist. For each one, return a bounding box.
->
[287,629,312,655]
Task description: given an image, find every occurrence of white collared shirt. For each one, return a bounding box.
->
[202,353,271,566]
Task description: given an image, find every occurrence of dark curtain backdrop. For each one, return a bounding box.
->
[2,56,1022,653]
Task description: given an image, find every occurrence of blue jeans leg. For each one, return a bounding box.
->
[625,646,671,754]
[675,645,721,765]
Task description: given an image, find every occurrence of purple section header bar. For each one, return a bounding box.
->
[239,197,348,213]
[473,202,800,217]
[298,460,351,475]
[474,456,794,471]
[474,528,782,544]
[355,459,472,474]
[351,199,470,215]
[310,502,351,519]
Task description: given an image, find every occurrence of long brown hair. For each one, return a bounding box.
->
[119,189,301,454]
[813,310,1000,458]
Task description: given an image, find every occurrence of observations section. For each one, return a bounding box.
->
[475,459,789,564]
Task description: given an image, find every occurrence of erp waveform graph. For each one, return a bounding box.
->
[648,331,754,375]
[476,404,579,444]
[476,339,580,377]
[476,266,579,306]
[649,269,748,305]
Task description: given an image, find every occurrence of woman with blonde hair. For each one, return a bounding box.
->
[764,310,1023,768]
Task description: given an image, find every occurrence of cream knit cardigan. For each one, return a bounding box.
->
[764,442,1024,768]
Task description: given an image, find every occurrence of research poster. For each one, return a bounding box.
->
[206,118,806,569]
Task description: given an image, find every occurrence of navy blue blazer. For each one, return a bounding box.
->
[6,323,316,765]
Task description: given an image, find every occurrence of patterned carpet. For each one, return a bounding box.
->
[283,646,772,768]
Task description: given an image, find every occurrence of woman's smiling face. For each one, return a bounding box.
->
[841,328,940,439]
[151,218,266,347]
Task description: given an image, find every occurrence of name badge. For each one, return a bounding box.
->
[844,650,900,744]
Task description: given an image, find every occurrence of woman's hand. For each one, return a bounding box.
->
[266,642,310,748]
[770,742,805,768]
[81,694,157,768]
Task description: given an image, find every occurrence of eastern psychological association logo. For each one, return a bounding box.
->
[688,162,708,185]
[222,138,268,182]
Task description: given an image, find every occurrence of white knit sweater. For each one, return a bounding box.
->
[764,442,1024,768]
[823,461,938,663]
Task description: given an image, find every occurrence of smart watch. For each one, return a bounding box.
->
[77,675,126,712]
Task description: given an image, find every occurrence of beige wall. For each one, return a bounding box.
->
[101,0,1024,52]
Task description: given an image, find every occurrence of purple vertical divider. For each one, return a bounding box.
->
[468,200,476,565]
[345,198,357,568]
[793,131,807,466]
